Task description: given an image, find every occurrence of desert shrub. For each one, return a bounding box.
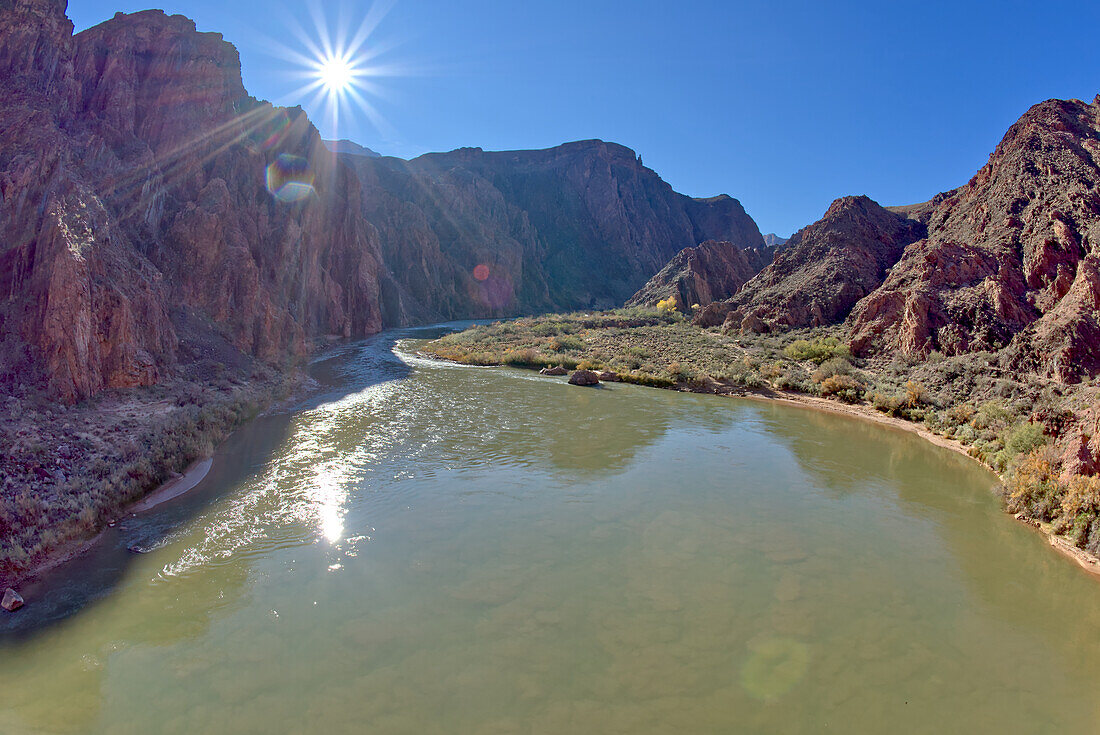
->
[502,348,542,367]
[1060,475,1100,518]
[1005,421,1048,460]
[945,403,976,427]
[812,357,853,384]
[973,400,1012,430]
[656,297,678,313]
[549,335,585,352]
[819,374,865,403]
[759,361,784,381]
[622,371,675,388]
[784,337,851,365]
[904,381,929,408]
[1004,446,1062,521]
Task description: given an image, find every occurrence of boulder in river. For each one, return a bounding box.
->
[568,369,601,386]
[539,366,568,376]
[2,588,24,612]
[597,370,621,382]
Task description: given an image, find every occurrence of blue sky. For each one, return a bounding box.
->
[69,0,1100,236]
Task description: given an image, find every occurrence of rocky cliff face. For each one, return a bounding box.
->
[716,196,925,332]
[848,97,1100,381]
[626,240,773,309]
[338,143,764,321]
[0,4,386,401]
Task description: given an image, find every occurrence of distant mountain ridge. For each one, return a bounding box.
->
[323,139,382,157]
[335,141,764,322]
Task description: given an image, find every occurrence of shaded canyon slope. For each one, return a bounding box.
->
[626,240,775,309]
[719,195,926,332]
[336,144,764,322]
[0,3,388,402]
[849,97,1100,382]
[0,1,764,402]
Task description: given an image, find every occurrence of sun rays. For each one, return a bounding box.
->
[264,0,403,140]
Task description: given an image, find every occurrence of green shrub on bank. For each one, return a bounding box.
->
[784,337,851,365]
[1005,421,1048,460]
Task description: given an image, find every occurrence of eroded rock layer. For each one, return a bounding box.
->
[849,97,1100,381]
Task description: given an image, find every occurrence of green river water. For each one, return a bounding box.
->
[3,326,1100,733]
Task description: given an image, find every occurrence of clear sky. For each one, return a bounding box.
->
[68,0,1100,236]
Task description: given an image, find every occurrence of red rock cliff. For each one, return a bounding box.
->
[0,2,387,401]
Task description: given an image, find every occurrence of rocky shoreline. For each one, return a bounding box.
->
[0,370,312,596]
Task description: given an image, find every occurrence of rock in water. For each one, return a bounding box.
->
[568,369,600,386]
[539,365,568,376]
[597,370,621,382]
[2,588,24,612]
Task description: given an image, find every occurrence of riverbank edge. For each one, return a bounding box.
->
[422,351,1100,577]
[1,370,321,597]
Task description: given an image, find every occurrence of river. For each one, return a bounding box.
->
[2,325,1100,733]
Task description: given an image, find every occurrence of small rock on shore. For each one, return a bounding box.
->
[539,365,568,376]
[2,588,24,612]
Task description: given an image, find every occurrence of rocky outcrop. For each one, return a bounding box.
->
[626,240,773,309]
[539,365,568,376]
[717,196,925,332]
[337,144,765,321]
[849,97,1100,381]
[763,233,789,247]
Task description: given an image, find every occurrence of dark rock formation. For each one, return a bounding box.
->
[539,365,568,376]
[597,370,621,382]
[719,196,925,332]
[337,144,765,321]
[626,240,773,309]
[849,97,1100,381]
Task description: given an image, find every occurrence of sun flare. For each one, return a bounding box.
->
[318,55,355,93]
[267,1,404,139]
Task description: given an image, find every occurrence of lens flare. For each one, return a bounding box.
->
[266,154,315,202]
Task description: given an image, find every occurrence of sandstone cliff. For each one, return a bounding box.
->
[849,97,1100,381]
[626,240,773,310]
[337,144,764,320]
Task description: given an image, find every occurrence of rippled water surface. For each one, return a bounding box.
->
[4,326,1100,734]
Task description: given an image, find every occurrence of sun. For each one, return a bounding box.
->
[318,54,355,93]
[266,2,406,139]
